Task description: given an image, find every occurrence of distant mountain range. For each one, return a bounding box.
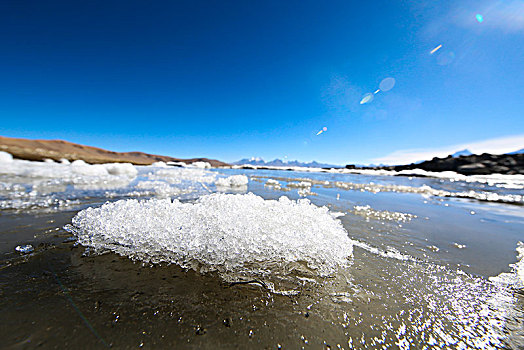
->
[450,149,473,157]
[234,157,342,168]
[449,148,524,157]
[509,148,524,155]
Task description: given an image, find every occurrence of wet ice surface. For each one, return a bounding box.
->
[1,159,524,348]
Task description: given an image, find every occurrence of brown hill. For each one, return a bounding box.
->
[0,136,229,167]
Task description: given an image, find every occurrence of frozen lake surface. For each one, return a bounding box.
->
[1,157,523,348]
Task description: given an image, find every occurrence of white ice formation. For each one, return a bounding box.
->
[68,193,353,276]
[215,175,248,188]
[0,151,13,163]
[0,156,218,210]
[190,161,211,169]
[490,242,524,289]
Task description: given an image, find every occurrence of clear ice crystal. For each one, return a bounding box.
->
[68,193,353,276]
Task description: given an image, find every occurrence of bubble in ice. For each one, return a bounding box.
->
[360,93,374,104]
[67,193,353,276]
[379,77,396,92]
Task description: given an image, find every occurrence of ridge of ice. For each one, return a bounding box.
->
[0,158,217,210]
[67,193,353,276]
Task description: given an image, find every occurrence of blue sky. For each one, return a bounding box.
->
[1,0,523,165]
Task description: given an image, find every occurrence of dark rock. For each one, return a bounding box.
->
[490,166,510,174]
[457,163,490,175]
[348,151,523,176]
[500,157,517,167]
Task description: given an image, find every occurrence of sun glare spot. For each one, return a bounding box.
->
[476,14,484,23]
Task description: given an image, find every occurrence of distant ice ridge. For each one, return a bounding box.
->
[490,242,524,289]
[236,164,524,189]
[67,193,353,276]
[0,157,217,210]
[254,175,523,204]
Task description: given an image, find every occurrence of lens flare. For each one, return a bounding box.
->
[374,89,380,94]
[476,14,484,23]
[430,44,442,55]
[437,51,455,66]
[316,127,328,136]
[379,77,396,92]
[360,93,374,105]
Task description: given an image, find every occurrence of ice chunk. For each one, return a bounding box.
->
[151,161,168,167]
[0,151,13,163]
[215,175,248,187]
[287,181,312,188]
[68,193,353,276]
[134,180,183,197]
[264,179,282,190]
[190,161,211,169]
[71,160,109,176]
[103,163,138,177]
[59,158,70,164]
[490,241,524,289]
[15,244,34,254]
